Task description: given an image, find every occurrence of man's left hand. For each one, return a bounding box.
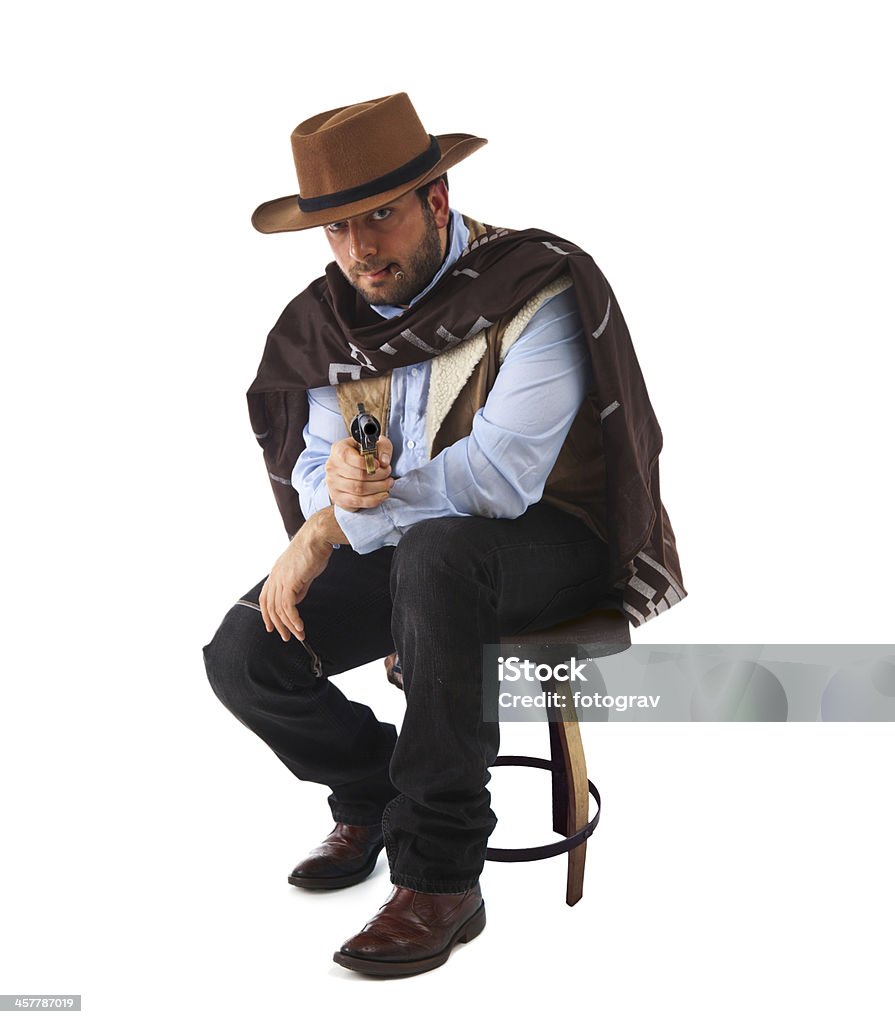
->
[259,523,334,642]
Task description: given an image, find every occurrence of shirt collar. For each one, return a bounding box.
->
[369,207,469,320]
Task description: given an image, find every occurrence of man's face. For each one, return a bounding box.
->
[323,184,449,307]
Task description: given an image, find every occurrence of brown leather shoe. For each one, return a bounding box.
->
[333,883,486,977]
[287,823,384,890]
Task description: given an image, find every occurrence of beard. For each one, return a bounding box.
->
[346,204,445,307]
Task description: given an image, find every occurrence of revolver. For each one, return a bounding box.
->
[349,402,382,475]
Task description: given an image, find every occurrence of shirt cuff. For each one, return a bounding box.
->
[309,477,332,516]
[334,503,403,554]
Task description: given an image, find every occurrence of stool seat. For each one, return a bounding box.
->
[504,604,631,650]
[487,604,630,906]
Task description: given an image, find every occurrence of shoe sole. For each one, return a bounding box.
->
[287,842,384,890]
[332,902,486,977]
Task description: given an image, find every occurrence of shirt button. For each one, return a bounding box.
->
[407,440,416,449]
[411,367,420,377]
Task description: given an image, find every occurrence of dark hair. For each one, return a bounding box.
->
[414,173,449,207]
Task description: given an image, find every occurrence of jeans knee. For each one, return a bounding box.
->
[202,608,251,714]
[203,602,312,717]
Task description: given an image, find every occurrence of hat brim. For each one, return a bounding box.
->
[251,133,487,234]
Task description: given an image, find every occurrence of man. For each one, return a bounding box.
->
[203,92,685,978]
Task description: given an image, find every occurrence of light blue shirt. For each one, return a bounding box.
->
[292,208,592,554]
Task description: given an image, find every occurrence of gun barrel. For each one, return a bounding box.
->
[349,403,382,474]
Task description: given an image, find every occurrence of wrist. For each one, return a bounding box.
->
[306,506,348,548]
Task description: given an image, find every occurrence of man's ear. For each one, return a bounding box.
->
[427,179,451,230]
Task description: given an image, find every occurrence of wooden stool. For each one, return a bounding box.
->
[486,607,631,906]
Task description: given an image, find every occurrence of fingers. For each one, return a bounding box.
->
[260,585,288,642]
[326,468,395,507]
[277,582,305,641]
[326,467,395,493]
[330,437,392,477]
[329,458,392,482]
[259,576,305,643]
[259,578,275,634]
[376,436,393,469]
[260,580,291,642]
[328,482,394,510]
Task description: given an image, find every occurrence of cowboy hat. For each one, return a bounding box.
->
[251,92,487,233]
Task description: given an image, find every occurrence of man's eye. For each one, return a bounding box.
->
[370,208,391,221]
[325,222,346,233]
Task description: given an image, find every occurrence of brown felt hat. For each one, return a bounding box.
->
[251,92,487,233]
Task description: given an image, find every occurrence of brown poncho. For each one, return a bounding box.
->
[248,223,686,626]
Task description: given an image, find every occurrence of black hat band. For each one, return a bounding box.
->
[297,135,442,214]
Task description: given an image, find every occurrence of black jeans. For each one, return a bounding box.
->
[203,502,611,893]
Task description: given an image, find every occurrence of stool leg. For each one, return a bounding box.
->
[554,680,590,906]
[541,649,576,838]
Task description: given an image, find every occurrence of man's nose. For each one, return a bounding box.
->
[347,222,376,264]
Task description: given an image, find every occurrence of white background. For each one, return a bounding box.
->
[2,1,893,1021]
